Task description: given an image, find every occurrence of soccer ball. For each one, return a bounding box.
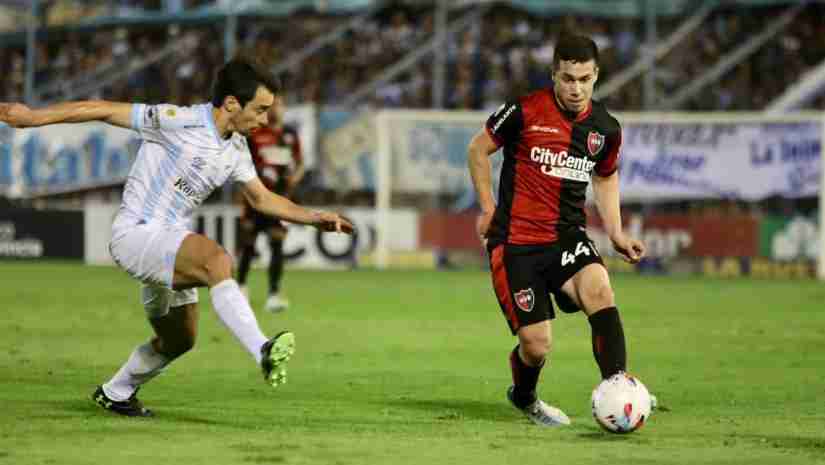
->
[591,373,652,433]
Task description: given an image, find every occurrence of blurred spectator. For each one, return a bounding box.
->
[1,2,824,111]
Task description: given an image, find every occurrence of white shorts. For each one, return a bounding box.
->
[141,283,198,319]
[109,221,199,317]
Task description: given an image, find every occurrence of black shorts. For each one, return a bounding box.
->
[488,230,604,335]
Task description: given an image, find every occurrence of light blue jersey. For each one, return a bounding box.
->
[114,103,256,232]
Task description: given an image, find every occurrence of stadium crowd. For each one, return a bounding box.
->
[0,2,823,111]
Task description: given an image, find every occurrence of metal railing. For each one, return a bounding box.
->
[594,0,715,101]
[341,4,489,108]
[36,34,199,105]
[767,58,825,113]
[658,2,805,110]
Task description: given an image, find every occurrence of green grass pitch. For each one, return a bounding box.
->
[1,262,824,464]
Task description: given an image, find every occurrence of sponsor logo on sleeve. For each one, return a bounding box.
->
[145,107,160,129]
[492,104,516,133]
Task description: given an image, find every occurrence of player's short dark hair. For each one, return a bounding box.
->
[552,33,599,70]
[211,59,282,108]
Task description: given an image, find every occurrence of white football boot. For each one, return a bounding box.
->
[507,386,571,427]
[265,293,289,313]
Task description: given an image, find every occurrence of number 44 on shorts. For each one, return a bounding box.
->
[561,241,599,266]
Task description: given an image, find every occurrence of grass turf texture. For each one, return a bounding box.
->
[1,262,824,464]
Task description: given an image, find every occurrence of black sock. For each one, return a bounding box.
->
[268,240,284,294]
[588,307,627,379]
[237,246,254,285]
[509,345,543,408]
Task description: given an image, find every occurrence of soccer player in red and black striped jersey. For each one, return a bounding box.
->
[467,34,646,427]
[237,100,305,313]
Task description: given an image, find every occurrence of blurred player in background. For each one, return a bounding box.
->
[467,34,646,427]
[237,101,305,312]
[0,59,353,417]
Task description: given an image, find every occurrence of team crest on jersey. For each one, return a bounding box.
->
[192,157,206,172]
[587,131,605,157]
[514,288,535,312]
[166,108,176,118]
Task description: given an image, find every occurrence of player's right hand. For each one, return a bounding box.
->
[476,210,494,246]
[314,211,356,235]
[0,103,34,128]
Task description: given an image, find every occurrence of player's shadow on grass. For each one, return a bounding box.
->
[385,398,514,422]
[576,431,638,441]
[57,399,254,429]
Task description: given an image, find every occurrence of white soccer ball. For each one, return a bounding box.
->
[591,373,652,433]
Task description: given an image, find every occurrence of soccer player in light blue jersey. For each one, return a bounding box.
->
[0,60,354,417]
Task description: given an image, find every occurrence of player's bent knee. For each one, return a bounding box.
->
[520,335,551,361]
[580,282,615,310]
[203,250,234,285]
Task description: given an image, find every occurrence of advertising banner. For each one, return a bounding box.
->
[619,119,822,201]
[0,122,138,197]
[0,105,317,197]
[0,207,84,259]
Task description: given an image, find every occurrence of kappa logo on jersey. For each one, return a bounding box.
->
[587,131,605,157]
[528,125,560,134]
[514,288,535,312]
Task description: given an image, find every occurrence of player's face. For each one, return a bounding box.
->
[234,86,275,136]
[552,60,598,114]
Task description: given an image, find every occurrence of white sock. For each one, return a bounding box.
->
[102,342,169,401]
[210,279,268,363]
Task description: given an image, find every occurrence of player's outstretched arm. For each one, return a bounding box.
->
[0,101,133,129]
[467,128,499,242]
[592,172,645,263]
[241,177,355,234]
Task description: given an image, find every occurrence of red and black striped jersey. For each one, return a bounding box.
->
[247,125,303,192]
[484,88,621,247]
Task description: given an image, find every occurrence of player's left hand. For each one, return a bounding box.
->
[314,211,356,235]
[611,233,646,264]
